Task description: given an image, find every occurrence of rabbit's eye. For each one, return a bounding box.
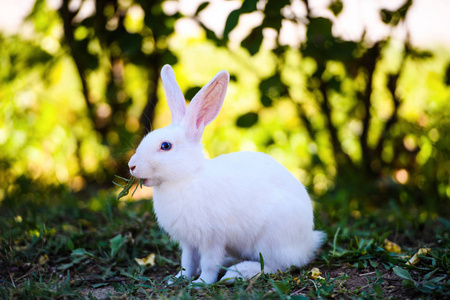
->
[160,142,172,151]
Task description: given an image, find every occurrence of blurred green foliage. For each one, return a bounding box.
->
[1,3,449,298]
[205,0,450,217]
[0,0,449,218]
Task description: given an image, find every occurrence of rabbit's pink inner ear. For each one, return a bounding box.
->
[182,70,229,142]
[194,79,226,128]
[161,65,187,124]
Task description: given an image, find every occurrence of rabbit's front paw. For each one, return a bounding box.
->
[192,277,214,285]
[168,271,192,285]
[191,269,219,285]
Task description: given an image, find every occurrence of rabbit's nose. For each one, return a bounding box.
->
[130,165,136,172]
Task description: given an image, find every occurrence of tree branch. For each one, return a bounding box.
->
[318,80,354,169]
[295,103,316,142]
[375,45,408,158]
[375,73,401,158]
[59,0,92,120]
[139,55,161,133]
[359,43,380,174]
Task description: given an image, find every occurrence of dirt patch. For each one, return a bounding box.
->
[80,286,118,299]
[320,263,419,299]
[1,258,434,299]
[75,265,178,299]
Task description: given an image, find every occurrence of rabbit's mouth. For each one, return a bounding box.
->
[141,177,162,187]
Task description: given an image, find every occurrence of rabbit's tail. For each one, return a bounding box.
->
[312,230,326,253]
[221,231,326,283]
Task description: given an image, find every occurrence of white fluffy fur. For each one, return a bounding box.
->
[128,65,325,284]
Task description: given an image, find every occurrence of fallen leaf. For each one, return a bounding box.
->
[384,239,402,253]
[406,248,431,266]
[309,267,322,280]
[38,254,49,265]
[351,210,361,219]
[62,224,78,233]
[418,248,431,255]
[13,245,29,251]
[135,253,156,267]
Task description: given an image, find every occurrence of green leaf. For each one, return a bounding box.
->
[332,227,341,257]
[259,252,264,271]
[261,0,289,32]
[291,296,309,300]
[327,76,342,92]
[398,0,413,19]
[118,33,143,57]
[426,276,446,284]
[423,268,438,280]
[57,262,75,270]
[260,95,273,107]
[438,217,450,228]
[162,50,178,66]
[223,0,258,39]
[236,112,258,128]
[114,175,143,201]
[271,280,290,295]
[393,266,413,281]
[110,234,126,258]
[259,73,288,100]
[380,9,394,25]
[72,248,95,258]
[306,17,333,43]
[195,2,210,16]
[184,87,202,101]
[224,9,241,39]
[357,260,366,269]
[373,282,383,295]
[91,283,109,288]
[417,285,434,293]
[241,0,258,13]
[199,22,226,47]
[241,25,263,56]
[58,248,96,270]
[379,1,411,27]
[67,239,74,251]
[114,175,130,181]
[112,181,124,188]
[132,178,144,197]
[406,47,433,60]
[369,260,379,268]
[329,0,343,16]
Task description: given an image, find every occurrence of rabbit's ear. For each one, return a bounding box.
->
[161,65,186,124]
[182,70,229,142]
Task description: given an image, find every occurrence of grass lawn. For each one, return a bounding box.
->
[1,180,449,299]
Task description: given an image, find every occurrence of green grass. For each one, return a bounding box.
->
[1,179,449,299]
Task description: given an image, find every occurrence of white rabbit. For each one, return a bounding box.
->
[128,65,325,284]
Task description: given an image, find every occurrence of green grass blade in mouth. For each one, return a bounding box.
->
[113,175,144,200]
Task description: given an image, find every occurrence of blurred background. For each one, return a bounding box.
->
[1,0,449,221]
